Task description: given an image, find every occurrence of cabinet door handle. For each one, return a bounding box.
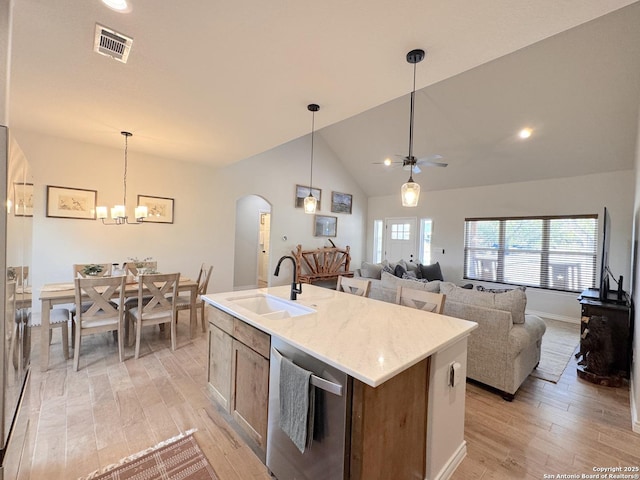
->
[272,347,343,396]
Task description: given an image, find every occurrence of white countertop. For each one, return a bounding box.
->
[203,285,477,387]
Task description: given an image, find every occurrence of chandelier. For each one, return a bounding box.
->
[96,131,148,224]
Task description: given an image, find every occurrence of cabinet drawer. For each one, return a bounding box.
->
[209,306,234,336]
[233,319,270,359]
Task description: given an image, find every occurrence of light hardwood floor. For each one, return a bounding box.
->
[14,314,640,479]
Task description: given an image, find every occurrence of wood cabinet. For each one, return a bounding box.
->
[207,306,270,450]
[578,292,632,383]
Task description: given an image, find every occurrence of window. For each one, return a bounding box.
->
[390,223,411,240]
[419,218,433,264]
[373,220,383,263]
[463,214,597,292]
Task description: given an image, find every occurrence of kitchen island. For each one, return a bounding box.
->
[203,284,477,480]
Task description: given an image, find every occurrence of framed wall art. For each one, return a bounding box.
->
[313,214,337,237]
[295,184,321,210]
[138,195,174,224]
[330,191,352,214]
[46,185,97,220]
[14,183,34,217]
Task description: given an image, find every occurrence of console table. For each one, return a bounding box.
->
[577,289,633,386]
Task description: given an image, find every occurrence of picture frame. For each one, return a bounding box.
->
[314,214,337,237]
[137,195,174,224]
[46,185,97,220]
[295,184,321,210]
[331,191,352,214]
[14,183,34,217]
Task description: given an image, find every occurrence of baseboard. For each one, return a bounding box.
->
[426,441,467,480]
[631,376,640,434]
[525,309,580,324]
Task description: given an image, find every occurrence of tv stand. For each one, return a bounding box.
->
[578,290,633,385]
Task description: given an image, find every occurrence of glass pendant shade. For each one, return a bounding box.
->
[401,180,420,207]
[303,194,317,214]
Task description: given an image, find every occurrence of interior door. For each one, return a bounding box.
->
[257,212,270,287]
[384,217,418,264]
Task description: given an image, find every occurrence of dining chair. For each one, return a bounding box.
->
[336,275,371,297]
[73,275,126,371]
[395,286,446,314]
[123,261,158,277]
[174,264,212,333]
[128,273,180,359]
[70,263,114,344]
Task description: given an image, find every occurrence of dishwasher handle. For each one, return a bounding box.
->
[272,347,343,397]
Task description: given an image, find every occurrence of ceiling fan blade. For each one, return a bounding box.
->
[420,160,448,167]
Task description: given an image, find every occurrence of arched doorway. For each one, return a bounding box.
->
[234,195,272,290]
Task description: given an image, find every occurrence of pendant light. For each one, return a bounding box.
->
[401,49,425,207]
[303,103,320,214]
[96,131,148,224]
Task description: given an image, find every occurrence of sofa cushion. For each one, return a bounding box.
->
[419,262,444,281]
[382,271,441,292]
[440,281,527,324]
[361,261,383,280]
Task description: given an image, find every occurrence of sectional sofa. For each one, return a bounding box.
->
[354,262,547,399]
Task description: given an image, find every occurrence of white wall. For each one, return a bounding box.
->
[11,128,367,304]
[368,170,634,321]
[631,101,640,433]
[215,134,367,290]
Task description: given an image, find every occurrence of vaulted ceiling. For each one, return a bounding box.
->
[8,1,640,196]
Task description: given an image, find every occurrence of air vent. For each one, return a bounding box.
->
[94,24,133,63]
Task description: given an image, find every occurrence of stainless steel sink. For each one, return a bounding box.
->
[226,293,315,318]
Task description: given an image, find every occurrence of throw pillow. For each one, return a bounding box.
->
[419,262,444,281]
[476,285,527,293]
[402,272,419,280]
[405,262,420,277]
[382,264,394,275]
[394,264,407,278]
[382,271,441,293]
[361,262,383,280]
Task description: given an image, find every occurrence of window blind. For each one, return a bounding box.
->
[463,214,598,292]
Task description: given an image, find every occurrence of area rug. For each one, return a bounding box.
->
[530,318,580,383]
[79,428,219,480]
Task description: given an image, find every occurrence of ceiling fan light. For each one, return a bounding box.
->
[384,158,392,166]
[401,180,420,207]
[303,194,317,214]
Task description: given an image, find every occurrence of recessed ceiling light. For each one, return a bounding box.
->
[518,128,533,139]
[383,158,392,166]
[101,0,131,13]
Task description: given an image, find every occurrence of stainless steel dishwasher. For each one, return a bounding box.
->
[266,337,351,480]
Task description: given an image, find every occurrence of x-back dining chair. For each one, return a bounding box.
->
[71,263,114,344]
[73,275,126,371]
[395,286,446,314]
[174,264,212,333]
[129,273,180,359]
[336,275,371,297]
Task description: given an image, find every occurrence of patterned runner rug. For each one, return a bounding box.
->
[79,429,219,480]
[530,318,580,383]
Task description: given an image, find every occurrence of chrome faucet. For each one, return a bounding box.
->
[274,255,302,300]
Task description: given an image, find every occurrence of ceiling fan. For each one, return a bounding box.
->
[374,154,448,174]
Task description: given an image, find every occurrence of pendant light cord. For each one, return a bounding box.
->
[408,61,417,182]
[123,133,128,206]
[309,109,315,189]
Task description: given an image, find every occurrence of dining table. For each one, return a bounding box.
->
[38,276,198,371]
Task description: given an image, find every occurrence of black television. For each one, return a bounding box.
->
[599,207,611,302]
[598,207,624,303]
